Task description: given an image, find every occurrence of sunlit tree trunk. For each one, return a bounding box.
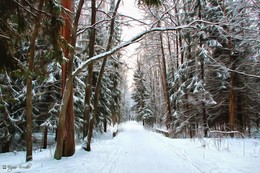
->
[61,0,75,157]
[221,0,236,136]
[54,0,74,159]
[55,0,84,160]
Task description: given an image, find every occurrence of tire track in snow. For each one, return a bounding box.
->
[95,137,125,173]
[98,122,203,173]
[148,131,207,173]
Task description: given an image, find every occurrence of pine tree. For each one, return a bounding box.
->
[132,60,154,125]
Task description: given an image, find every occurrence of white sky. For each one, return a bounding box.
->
[118,0,144,90]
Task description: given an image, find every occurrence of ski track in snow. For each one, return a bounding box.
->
[99,122,201,173]
[0,121,259,173]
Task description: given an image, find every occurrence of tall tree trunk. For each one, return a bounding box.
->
[185,33,194,137]
[104,114,107,132]
[175,34,179,69]
[54,78,74,160]
[26,0,44,162]
[220,0,236,135]
[166,32,174,73]
[61,0,75,157]
[83,0,96,139]
[159,33,172,129]
[229,54,236,135]
[198,0,207,137]
[54,0,73,159]
[200,33,207,137]
[54,0,84,160]
[223,0,235,134]
[2,128,9,153]
[65,0,85,155]
[257,118,259,133]
[173,1,183,66]
[42,126,48,149]
[62,91,75,156]
[201,61,207,137]
[237,94,244,132]
[85,0,121,151]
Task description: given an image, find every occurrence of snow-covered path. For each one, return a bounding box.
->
[98,122,201,173]
[0,121,259,173]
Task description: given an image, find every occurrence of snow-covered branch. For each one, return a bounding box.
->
[207,54,260,79]
[73,22,198,77]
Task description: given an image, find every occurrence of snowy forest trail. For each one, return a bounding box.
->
[98,121,202,173]
[0,121,259,173]
[83,121,259,173]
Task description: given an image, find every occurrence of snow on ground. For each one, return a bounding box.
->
[0,121,260,173]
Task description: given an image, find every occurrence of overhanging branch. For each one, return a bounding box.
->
[72,22,198,77]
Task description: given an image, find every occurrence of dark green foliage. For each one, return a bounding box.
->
[0,72,26,151]
[0,1,19,71]
[0,0,65,152]
[46,0,63,63]
[0,41,18,71]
